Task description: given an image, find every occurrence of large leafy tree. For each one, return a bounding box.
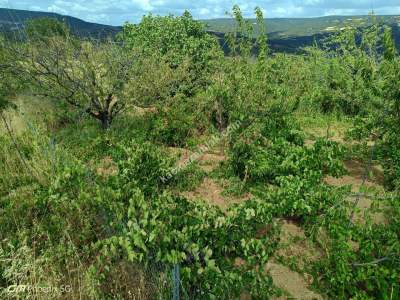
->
[25,17,70,41]
[13,35,187,129]
[121,11,222,94]
[375,27,400,189]
[13,35,137,129]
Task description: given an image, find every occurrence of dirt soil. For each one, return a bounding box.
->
[94,156,118,177]
[276,220,322,269]
[198,152,226,172]
[169,146,226,172]
[266,262,323,300]
[182,177,250,210]
[265,220,324,299]
[238,221,324,299]
[177,146,249,210]
[325,159,387,225]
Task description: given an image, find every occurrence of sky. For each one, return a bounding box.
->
[1,0,400,25]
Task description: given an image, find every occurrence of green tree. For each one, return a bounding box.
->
[375,27,400,188]
[226,5,254,57]
[25,17,69,41]
[318,17,382,115]
[14,36,135,129]
[13,33,187,129]
[255,7,268,60]
[121,11,222,93]
[383,26,397,61]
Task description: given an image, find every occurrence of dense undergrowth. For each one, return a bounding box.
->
[1,5,399,300]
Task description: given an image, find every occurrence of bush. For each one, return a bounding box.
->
[227,116,312,182]
[113,141,174,197]
[314,196,400,299]
[227,115,348,223]
[93,189,281,299]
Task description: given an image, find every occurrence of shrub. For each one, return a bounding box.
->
[93,189,281,299]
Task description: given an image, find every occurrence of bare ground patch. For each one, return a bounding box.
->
[325,159,387,225]
[276,220,322,269]
[182,177,250,210]
[93,156,118,177]
[197,152,226,172]
[168,146,226,172]
[265,262,323,300]
[241,220,324,299]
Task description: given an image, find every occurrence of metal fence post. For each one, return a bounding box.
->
[172,264,180,300]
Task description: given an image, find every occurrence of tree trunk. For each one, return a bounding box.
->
[99,111,111,130]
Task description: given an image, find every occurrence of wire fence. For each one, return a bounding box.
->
[99,262,188,300]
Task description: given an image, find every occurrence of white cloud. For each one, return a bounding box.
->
[131,0,153,11]
[47,4,68,15]
[199,8,210,16]
[272,5,304,17]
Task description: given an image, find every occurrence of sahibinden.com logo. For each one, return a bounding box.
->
[5,284,72,294]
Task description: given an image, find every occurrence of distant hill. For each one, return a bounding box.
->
[203,15,400,39]
[204,15,400,53]
[0,8,121,39]
[1,8,399,53]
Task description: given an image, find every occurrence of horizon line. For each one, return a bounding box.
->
[0,6,399,27]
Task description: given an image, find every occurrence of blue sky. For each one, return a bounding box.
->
[1,0,400,25]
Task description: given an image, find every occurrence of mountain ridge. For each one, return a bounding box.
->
[1,8,399,53]
[0,8,121,38]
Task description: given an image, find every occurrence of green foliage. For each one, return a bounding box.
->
[0,131,280,298]
[227,116,305,181]
[2,5,400,300]
[14,36,140,129]
[125,55,190,108]
[226,113,348,223]
[121,11,222,93]
[0,37,19,111]
[347,33,400,189]
[113,141,173,197]
[203,53,306,134]
[226,5,254,57]
[25,17,70,41]
[146,111,195,148]
[313,195,400,299]
[373,55,400,189]
[313,21,383,116]
[94,190,280,299]
[145,94,204,147]
[309,23,400,299]
[255,7,268,59]
[383,26,397,61]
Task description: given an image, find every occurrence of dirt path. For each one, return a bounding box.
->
[269,220,323,299]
